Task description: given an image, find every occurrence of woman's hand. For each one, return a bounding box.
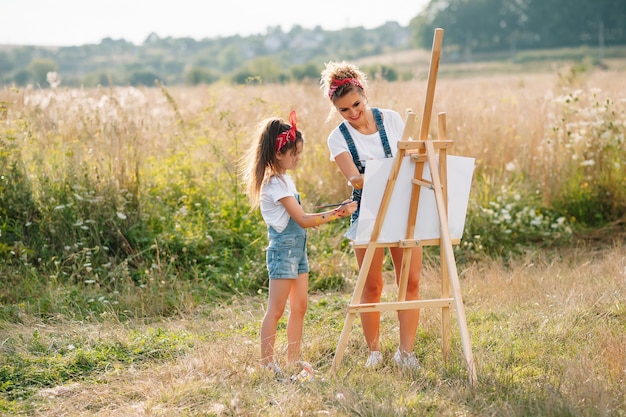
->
[349,174,363,190]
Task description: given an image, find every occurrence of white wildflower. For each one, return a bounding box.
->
[46,72,61,89]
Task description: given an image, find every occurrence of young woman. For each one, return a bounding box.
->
[320,62,422,369]
[242,110,357,377]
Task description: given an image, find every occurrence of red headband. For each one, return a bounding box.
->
[328,77,364,99]
[275,110,297,152]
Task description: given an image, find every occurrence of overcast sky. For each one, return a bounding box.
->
[0,0,429,46]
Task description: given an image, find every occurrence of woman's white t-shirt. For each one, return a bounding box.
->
[260,174,298,233]
[327,108,406,162]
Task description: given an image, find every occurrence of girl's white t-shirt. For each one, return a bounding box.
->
[327,108,406,162]
[260,174,298,233]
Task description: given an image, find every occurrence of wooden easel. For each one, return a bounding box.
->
[330,28,477,384]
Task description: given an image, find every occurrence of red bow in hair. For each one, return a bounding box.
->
[275,110,297,151]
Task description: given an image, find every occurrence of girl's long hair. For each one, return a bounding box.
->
[241,117,303,208]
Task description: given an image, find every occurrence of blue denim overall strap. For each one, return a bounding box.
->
[372,108,393,158]
[339,107,392,221]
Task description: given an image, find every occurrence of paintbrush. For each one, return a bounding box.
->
[315,201,350,209]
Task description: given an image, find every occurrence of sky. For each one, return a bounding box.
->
[0,0,429,47]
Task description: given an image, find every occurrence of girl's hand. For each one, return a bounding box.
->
[335,200,358,217]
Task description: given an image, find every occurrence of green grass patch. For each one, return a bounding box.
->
[0,326,194,401]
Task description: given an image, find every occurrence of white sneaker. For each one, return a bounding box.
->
[393,349,421,370]
[364,350,383,368]
[290,361,315,383]
[264,361,283,379]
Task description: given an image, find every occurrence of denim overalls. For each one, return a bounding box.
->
[339,107,393,223]
[265,195,309,279]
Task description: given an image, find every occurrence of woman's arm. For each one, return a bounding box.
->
[334,151,364,190]
[279,196,357,229]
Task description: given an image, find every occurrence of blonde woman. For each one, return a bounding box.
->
[320,62,422,370]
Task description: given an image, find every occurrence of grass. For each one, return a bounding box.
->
[1,57,626,415]
[1,243,624,416]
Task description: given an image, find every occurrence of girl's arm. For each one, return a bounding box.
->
[334,152,364,190]
[279,196,357,229]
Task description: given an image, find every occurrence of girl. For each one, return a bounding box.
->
[320,61,423,370]
[242,110,357,377]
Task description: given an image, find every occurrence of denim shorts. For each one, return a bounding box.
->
[266,233,309,279]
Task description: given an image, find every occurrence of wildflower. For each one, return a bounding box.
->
[46,72,61,89]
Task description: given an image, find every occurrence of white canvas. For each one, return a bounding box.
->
[354,155,475,245]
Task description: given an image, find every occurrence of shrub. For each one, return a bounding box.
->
[542,87,626,227]
[461,173,573,261]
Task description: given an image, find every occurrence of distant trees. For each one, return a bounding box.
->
[2,2,626,89]
[0,23,414,88]
[0,53,57,86]
[1,58,59,86]
[0,52,14,76]
[184,67,219,86]
[289,63,322,81]
[81,72,113,87]
[230,57,289,84]
[412,0,626,56]
[28,59,58,86]
[128,70,161,87]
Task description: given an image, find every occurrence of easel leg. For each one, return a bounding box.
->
[397,248,412,301]
[331,244,378,373]
[425,141,477,384]
[441,249,451,360]
[331,313,357,373]
[438,112,451,361]
[398,159,424,302]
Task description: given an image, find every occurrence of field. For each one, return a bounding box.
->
[1,60,625,416]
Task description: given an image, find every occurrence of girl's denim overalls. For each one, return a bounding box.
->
[265,195,309,279]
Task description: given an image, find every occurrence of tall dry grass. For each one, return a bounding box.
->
[4,68,623,211]
[1,67,626,415]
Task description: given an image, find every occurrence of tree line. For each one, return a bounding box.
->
[0,23,411,88]
[1,0,624,88]
[412,0,626,56]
